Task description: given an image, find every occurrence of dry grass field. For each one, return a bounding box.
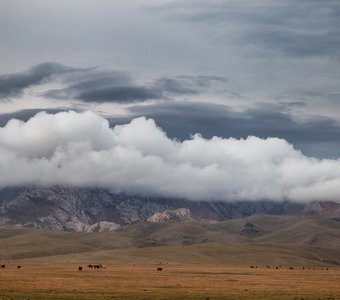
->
[0,262,339,300]
[1,217,340,299]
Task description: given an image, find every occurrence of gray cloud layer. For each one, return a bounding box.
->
[1,1,339,166]
[43,67,228,103]
[155,0,340,58]
[154,76,228,95]
[1,110,340,202]
[110,101,340,159]
[0,63,76,99]
[44,70,162,103]
[1,0,339,101]
[2,99,340,159]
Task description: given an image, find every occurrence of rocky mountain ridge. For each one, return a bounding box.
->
[0,186,339,232]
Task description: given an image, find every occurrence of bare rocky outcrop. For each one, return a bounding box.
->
[147,208,193,223]
[240,222,262,237]
[84,221,120,232]
[303,201,340,219]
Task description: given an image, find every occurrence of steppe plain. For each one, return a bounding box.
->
[1,215,339,299]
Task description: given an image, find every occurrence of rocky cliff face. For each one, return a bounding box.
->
[0,186,170,230]
[0,186,338,232]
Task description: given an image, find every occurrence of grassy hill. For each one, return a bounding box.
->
[0,215,339,267]
[121,215,340,248]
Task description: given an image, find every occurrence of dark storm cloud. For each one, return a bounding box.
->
[78,86,162,103]
[44,70,161,103]
[44,72,163,103]
[153,0,340,58]
[44,69,229,103]
[112,101,340,158]
[47,84,161,104]
[0,63,78,99]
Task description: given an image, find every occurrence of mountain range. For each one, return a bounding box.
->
[0,186,339,232]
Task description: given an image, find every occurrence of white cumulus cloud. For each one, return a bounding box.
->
[1,110,340,202]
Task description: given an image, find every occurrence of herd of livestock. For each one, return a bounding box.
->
[0,263,337,272]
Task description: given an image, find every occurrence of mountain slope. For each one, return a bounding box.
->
[0,186,339,231]
[121,215,340,250]
[0,215,339,266]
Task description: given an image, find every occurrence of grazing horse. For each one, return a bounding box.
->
[78,266,83,271]
[157,267,163,271]
[0,265,5,269]
[289,267,294,270]
[17,265,21,269]
[87,264,93,268]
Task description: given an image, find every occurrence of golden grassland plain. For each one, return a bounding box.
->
[0,262,339,300]
[1,217,340,299]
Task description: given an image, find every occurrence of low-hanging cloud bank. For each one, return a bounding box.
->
[1,111,340,202]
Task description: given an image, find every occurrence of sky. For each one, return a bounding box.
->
[0,0,340,201]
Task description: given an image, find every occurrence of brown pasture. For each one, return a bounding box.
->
[0,263,339,300]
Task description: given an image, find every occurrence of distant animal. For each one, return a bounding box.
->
[275,267,279,269]
[78,266,83,271]
[87,264,93,268]
[250,265,254,269]
[93,264,102,269]
[157,267,163,271]
[289,267,294,270]
[0,265,5,269]
[17,265,21,269]
[266,265,271,269]
[302,267,305,270]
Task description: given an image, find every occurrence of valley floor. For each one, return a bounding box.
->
[1,218,340,299]
[0,263,339,300]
